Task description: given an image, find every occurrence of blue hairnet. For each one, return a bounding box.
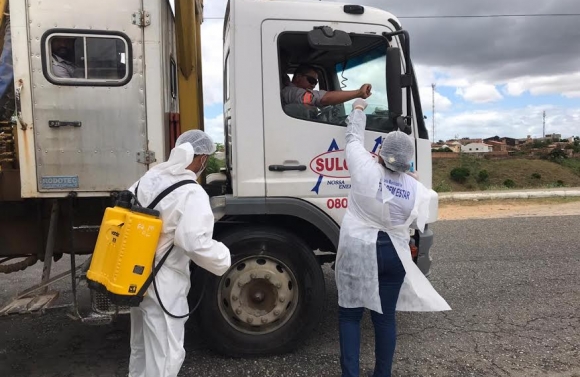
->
[175,130,216,155]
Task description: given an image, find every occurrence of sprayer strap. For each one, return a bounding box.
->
[133,179,197,298]
[135,179,197,210]
[136,245,174,297]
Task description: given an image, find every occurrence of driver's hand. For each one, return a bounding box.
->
[359,84,372,99]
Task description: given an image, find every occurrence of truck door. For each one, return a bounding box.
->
[261,20,408,223]
[28,0,147,192]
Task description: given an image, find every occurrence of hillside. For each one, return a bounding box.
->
[432,157,580,192]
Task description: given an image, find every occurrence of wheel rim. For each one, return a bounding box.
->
[218,255,299,335]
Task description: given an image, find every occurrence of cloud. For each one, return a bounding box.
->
[436,106,580,141]
[505,72,580,98]
[201,20,224,107]
[419,86,452,112]
[203,0,228,18]
[333,0,580,101]
[204,114,224,144]
[355,0,580,80]
[456,83,503,103]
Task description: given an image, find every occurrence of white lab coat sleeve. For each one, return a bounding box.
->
[173,191,231,276]
[345,110,375,180]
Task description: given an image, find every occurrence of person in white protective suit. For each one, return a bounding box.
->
[128,130,231,377]
[335,99,451,377]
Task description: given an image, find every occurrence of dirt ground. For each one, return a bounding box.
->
[439,197,580,220]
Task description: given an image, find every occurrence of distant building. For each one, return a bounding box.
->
[461,143,492,153]
[444,141,462,153]
[459,138,483,146]
[486,140,508,152]
[484,135,518,147]
[532,133,562,143]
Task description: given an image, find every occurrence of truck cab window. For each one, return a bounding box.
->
[44,31,131,86]
[278,32,396,133]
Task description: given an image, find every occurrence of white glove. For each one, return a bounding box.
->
[352,99,367,112]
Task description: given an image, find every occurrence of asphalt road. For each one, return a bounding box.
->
[1,216,579,377]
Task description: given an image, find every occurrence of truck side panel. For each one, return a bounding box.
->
[28,0,147,194]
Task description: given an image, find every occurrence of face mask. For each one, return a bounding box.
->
[196,156,208,176]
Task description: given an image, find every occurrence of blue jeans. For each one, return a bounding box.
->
[339,231,406,377]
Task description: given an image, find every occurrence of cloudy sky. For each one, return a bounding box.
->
[191,0,580,143]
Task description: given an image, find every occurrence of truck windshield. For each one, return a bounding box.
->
[336,45,387,117]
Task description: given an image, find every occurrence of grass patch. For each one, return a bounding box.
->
[433,157,580,192]
[560,159,580,177]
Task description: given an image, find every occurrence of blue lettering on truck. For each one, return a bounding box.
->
[310,137,383,194]
[327,180,351,190]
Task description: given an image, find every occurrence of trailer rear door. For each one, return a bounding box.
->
[28,0,147,192]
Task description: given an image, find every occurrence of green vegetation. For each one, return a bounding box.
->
[503,179,516,188]
[476,169,489,183]
[206,155,226,175]
[450,167,470,183]
[203,143,226,175]
[433,157,580,193]
[432,147,453,153]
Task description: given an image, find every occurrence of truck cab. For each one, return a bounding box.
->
[198,0,438,355]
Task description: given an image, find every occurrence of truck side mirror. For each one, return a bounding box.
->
[386,47,403,117]
[308,27,352,50]
[386,47,410,133]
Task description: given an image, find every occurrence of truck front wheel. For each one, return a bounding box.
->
[197,227,326,356]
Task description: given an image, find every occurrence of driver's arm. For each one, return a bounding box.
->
[320,84,372,106]
[320,90,362,106]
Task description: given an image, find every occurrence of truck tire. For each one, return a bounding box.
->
[197,226,326,356]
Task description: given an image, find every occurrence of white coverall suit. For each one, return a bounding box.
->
[335,109,451,313]
[128,144,231,377]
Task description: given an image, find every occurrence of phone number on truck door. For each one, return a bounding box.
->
[326,198,348,209]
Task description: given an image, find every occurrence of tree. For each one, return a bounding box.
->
[450,167,470,183]
[215,143,225,152]
[205,156,225,175]
[532,140,548,149]
[476,170,489,183]
[503,179,516,188]
[432,147,452,153]
[548,147,567,162]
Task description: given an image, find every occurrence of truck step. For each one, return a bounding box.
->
[0,291,59,315]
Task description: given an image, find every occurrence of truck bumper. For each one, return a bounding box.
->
[417,225,434,277]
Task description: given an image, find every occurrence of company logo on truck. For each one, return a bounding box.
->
[310,137,382,194]
[310,150,350,179]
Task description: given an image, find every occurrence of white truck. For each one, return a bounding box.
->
[0,0,438,356]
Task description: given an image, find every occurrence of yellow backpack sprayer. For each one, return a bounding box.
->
[87,180,197,307]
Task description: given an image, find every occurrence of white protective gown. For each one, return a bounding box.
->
[335,110,451,313]
[128,144,231,377]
